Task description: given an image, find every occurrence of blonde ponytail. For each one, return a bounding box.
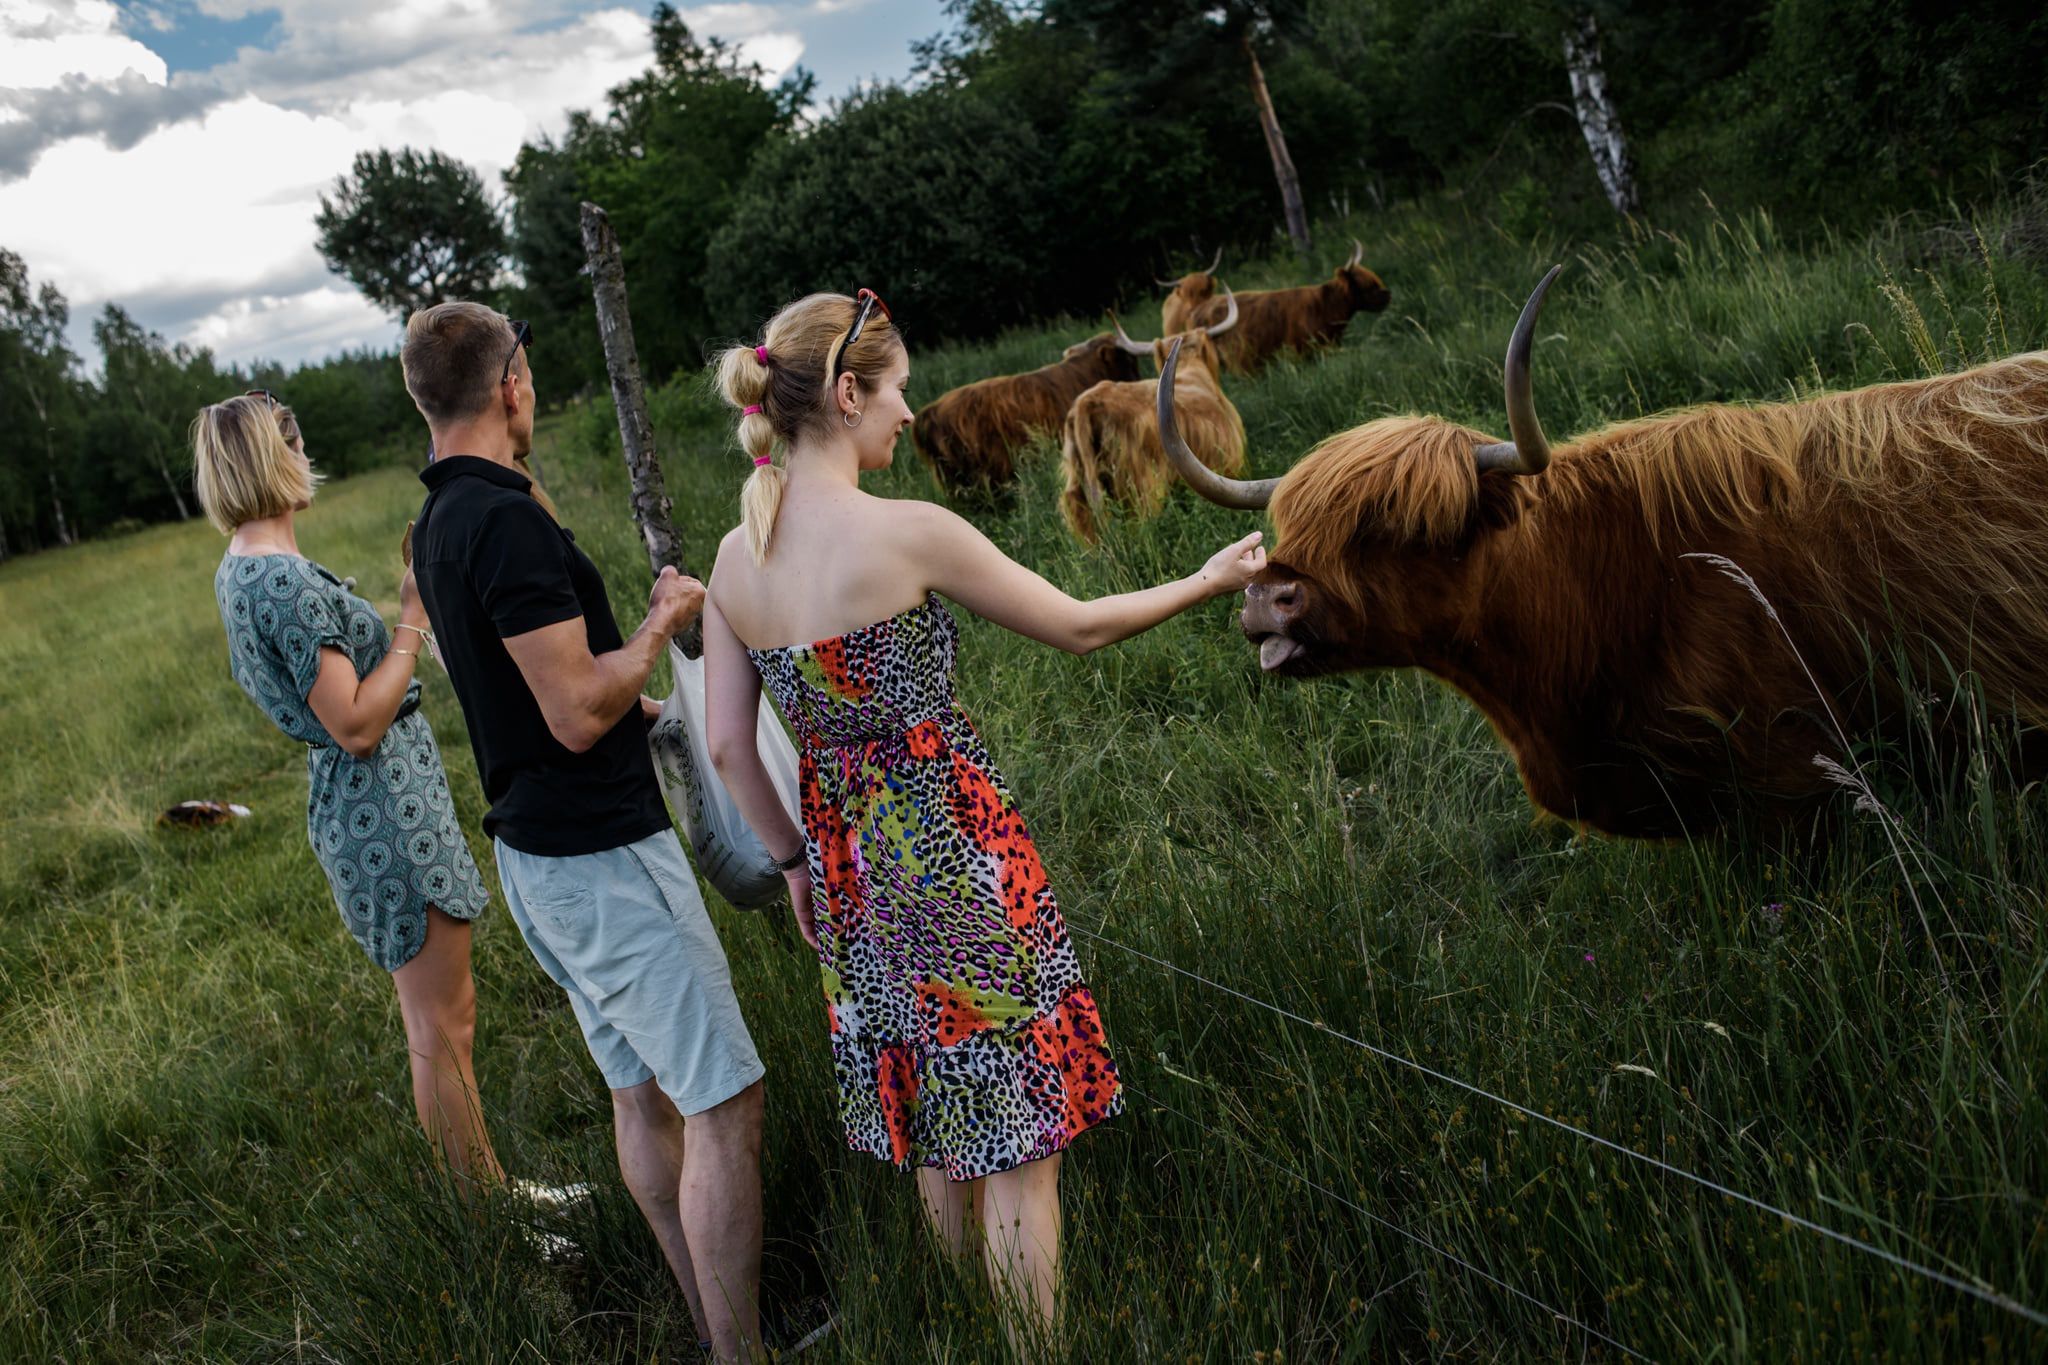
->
[715,340,782,562]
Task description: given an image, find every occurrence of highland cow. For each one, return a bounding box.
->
[1061,300,1244,544]
[912,333,1145,494]
[1157,267,2048,836]
[1168,240,1391,375]
[1157,246,1224,340]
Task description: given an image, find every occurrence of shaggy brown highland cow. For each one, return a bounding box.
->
[1061,309,1245,545]
[1167,239,1391,375]
[910,333,1143,494]
[1158,267,2048,836]
[1157,246,1224,337]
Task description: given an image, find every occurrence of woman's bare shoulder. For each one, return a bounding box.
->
[708,525,748,581]
[863,491,968,537]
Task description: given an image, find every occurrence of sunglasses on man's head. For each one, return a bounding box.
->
[829,288,891,384]
[502,319,533,383]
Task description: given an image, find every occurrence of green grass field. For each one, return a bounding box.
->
[6,199,2048,1361]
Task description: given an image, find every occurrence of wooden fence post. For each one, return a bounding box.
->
[578,199,700,656]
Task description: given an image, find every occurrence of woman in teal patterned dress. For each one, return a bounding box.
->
[697,293,1266,1352]
[194,393,506,1191]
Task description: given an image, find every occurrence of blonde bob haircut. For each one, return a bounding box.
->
[713,292,902,563]
[191,393,319,535]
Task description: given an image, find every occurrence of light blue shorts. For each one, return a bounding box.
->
[494,829,764,1115]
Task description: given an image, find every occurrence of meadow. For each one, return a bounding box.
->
[5,196,2048,1361]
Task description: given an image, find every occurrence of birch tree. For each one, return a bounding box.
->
[1561,8,1639,217]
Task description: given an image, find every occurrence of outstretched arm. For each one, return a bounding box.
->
[915,504,1266,654]
[703,592,817,948]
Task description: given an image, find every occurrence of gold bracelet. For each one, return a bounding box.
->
[390,646,417,658]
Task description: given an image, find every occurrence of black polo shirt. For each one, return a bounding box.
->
[413,455,669,857]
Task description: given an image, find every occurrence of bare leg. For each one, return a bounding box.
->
[982,1152,1063,1361]
[678,1080,765,1363]
[611,1080,708,1336]
[916,1167,985,1264]
[392,907,505,1194]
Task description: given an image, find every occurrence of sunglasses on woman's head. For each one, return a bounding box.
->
[501,319,533,383]
[245,388,280,405]
[829,288,891,384]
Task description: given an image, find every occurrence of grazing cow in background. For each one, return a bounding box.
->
[1157,267,2048,836]
[1061,294,1243,544]
[1157,246,1224,340]
[1177,239,1391,375]
[912,333,1145,494]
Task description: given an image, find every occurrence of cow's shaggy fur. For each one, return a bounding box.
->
[1060,333,1246,544]
[1258,352,2048,834]
[1174,265,1390,374]
[911,334,1142,494]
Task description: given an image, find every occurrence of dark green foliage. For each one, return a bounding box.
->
[501,5,808,391]
[314,146,508,322]
[1713,0,2048,218]
[0,248,81,554]
[502,134,609,398]
[706,84,1061,339]
[0,251,422,556]
[260,350,431,478]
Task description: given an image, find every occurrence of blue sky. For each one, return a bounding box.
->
[0,1,946,367]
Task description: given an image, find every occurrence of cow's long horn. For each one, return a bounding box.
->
[1109,312,1154,356]
[1203,284,1240,336]
[1158,338,1279,510]
[1347,237,1363,267]
[1474,265,1561,476]
[1205,245,1223,275]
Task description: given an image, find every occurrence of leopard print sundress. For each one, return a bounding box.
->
[748,593,1123,1180]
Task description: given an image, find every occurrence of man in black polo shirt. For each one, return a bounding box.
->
[402,303,764,1362]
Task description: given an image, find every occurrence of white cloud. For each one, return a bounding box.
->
[1,3,671,366]
[0,0,916,369]
[0,1,165,87]
[185,282,396,364]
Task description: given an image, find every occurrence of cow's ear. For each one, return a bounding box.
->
[1471,469,1529,534]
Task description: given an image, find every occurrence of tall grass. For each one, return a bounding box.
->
[5,196,2047,1360]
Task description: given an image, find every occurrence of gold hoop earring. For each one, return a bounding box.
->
[844,410,863,428]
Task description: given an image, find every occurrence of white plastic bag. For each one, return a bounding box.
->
[648,643,802,909]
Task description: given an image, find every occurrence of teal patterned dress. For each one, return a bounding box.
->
[214,553,489,972]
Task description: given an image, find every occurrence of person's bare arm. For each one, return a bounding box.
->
[306,568,428,759]
[502,566,701,754]
[703,590,817,948]
[913,503,1266,654]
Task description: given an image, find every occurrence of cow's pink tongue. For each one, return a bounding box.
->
[1259,635,1303,671]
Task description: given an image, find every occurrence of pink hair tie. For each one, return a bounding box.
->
[754,345,769,364]
[742,403,762,417]
[752,455,773,467]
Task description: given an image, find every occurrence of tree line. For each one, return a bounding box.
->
[3,0,2042,559]
[0,249,424,558]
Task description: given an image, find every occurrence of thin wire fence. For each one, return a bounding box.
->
[1072,920,2048,1333]
[1128,1082,1655,1360]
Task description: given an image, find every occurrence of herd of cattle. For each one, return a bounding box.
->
[909,253,2048,839]
[910,242,1392,541]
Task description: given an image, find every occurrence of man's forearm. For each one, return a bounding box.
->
[584,617,670,733]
